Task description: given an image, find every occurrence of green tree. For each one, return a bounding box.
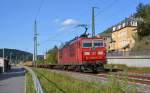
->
[101,27,112,34]
[45,46,58,64]
[135,3,150,38]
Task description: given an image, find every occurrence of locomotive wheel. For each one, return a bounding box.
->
[75,66,81,72]
[94,63,105,73]
[93,69,98,73]
[63,65,68,70]
[80,65,85,72]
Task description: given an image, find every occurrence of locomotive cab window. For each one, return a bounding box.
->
[82,40,92,47]
[93,40,103,47]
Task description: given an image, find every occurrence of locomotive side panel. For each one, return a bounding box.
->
[58,39,81,65]
[66,43,77,64]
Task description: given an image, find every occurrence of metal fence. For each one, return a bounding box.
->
[107,49,150,57]
[24,66,44,93]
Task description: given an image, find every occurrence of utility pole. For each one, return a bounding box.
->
[3,48,4,59]
[92,7,96,38]
[9,53,12,64]
[2,48,5,72]
[33,20,38,67]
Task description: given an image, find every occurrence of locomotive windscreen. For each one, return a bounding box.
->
[82,40,104,47]
[82,40,92,47]
[93,40,103,47]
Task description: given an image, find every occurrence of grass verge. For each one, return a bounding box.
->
[25,71,35,93]
[33,68,139,93]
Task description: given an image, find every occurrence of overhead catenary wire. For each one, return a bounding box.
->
[39,27,81,46]
[95,0,118,17]
[41,0,118,43]
[35,0,45,20]
[86,0,118,23]
[40,0,118,48]
[85,0,119,34]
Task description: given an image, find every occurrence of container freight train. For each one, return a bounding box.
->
[38,31,107,72]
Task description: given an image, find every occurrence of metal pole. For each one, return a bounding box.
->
[16,56,17,64]
[2,48,5,72]
[33,20,37,67]
[9,53,12,64]
[92,7,95,38]
[3,48,4,59]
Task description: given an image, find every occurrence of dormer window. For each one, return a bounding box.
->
[133,21,137,26]
[130,21,137,26]
[122,23,126,27]
[112,27,116,31]
[117,25,121,30]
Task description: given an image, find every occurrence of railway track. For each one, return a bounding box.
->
[97,72,150,93]
[96,72,150,85]
[39,66,150,86]
[36,66,150,93]
[48,68,150,93]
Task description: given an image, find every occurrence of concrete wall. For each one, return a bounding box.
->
[107,56,150,67]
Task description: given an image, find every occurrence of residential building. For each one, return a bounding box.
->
[109,16,138,51]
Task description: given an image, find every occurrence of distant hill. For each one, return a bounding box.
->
[0,48,32,64]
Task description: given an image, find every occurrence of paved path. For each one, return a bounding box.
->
[0,66,25,93]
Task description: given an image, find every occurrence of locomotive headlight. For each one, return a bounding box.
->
[98,51,103,55]
[84,52,90,55]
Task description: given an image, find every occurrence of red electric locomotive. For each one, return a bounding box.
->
[58,28,107,72]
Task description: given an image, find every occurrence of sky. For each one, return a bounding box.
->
[0,0,150,54]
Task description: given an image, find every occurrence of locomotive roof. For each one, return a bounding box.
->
[59,37,103,49]
[59,37,81,48]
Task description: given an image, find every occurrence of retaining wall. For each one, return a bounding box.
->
[107,56,150,67]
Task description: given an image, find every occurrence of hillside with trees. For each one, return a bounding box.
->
[100,3,150,50]
[135,3,150,37]
[0,48,32,64]
[133,3,150,50]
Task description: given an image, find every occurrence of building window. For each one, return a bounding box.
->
[117,25,122,30]
[119,31,127,37]
[122,23,126,27]
[130,21,137,26]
